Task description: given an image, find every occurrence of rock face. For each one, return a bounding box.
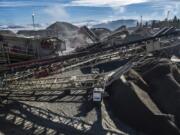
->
[106,58,180,134]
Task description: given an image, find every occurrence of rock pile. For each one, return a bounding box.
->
[106,57,180,134]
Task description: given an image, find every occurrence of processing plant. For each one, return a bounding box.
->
[0,21,180,135]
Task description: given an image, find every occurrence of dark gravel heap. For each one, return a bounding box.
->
[106,57,180,135]
[140,58,180,128]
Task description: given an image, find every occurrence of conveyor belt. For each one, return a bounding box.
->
[1,74,105,91]
[1,29,179,73]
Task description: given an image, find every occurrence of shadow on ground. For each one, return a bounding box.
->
[0,90,86,103]
[0,99,92,135]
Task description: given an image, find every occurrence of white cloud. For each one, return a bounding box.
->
[113,6,126,14]
[150,1,180,19]
[44,5,70,22]
[1,0,180,24]
[163,3,180,18]
[69,0,149,7]
[0,2,32,7]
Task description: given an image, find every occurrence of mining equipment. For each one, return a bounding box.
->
[0,34,66,64]
[1,27,180,103]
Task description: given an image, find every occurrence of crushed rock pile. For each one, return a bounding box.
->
[106,57,180,135]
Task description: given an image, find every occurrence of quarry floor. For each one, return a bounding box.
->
[0,69,136,135]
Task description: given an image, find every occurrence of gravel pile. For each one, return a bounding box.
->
[1,57,180,135]
[106,57,180,134]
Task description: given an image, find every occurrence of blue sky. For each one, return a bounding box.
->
[0,0,180,25]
